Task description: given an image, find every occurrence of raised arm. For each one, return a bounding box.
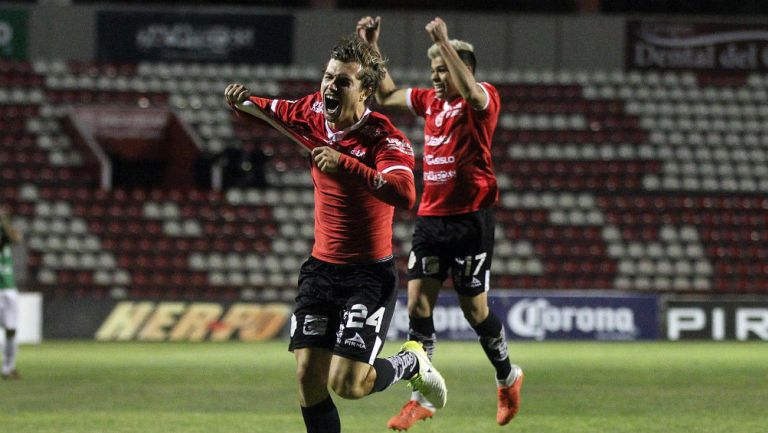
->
[425,17,487,110]
[356,16,409,110]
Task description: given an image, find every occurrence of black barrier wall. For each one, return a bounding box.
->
[96,11,293,64]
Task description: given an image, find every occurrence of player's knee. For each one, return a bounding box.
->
[461,304,488,326]
[295,363,324,389]
[407,299,432,317]
[328,371,366,400]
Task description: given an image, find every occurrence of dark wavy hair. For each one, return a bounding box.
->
[330,34,387,105]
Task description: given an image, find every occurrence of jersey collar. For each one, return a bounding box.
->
[325,108,371,143]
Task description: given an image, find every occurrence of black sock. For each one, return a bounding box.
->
[300,396,340,433]
[409,316,436,360]
[472,312,512,381]
[371,351,419,393]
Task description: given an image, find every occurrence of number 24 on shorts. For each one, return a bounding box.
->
[346,304,385,332]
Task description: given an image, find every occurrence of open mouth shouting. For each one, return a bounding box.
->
[324,93,341,119]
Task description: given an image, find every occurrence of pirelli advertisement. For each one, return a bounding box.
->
[666,300,768,341]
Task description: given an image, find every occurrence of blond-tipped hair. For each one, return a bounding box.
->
[427,39,474,59]
[427,39,477,73]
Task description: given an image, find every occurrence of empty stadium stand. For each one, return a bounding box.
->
[2,58,767,299]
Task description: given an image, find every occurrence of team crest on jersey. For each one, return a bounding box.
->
[384,137,414,156]
[359,125,386,140]
[435,102,463,127]
[350,146,367,158]
[311,101,323,113]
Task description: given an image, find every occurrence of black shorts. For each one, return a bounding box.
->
[407,208,495,296]
[289,256,398,364]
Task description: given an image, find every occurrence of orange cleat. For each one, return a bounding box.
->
[497,366,524,425]
[387,400,435,431]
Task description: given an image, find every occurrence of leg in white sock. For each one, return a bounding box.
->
[2,330,17,375]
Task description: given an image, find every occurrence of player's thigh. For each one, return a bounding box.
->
[333,260,398,365]
[407,277,441,317]
[449,209,495,297]
[406,216,452,284]
[294,347,333,384]
[289,258,343,354]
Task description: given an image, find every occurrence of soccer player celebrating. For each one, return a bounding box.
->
[0,208,22,380]
[225,35,447,433]
[356,16,524,429]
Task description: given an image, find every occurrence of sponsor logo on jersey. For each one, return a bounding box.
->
[385,137,414,156]
[424,154,455,165]
[423,170,456,183]
[344,332,367,349]
[424,134,452,147]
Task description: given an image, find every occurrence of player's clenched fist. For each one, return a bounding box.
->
[425,17,449,44]
[312,146,341,174]
[225,83,251,105]
[356,15,381,45]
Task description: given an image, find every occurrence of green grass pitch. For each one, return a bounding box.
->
[0,341,766,433]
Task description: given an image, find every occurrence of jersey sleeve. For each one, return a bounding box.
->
[248,94,309,125]
[375,131,416,175]
[406,87,431,118]
[473,82,501,119]
[232,93,322,150]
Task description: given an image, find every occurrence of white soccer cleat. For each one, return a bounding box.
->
[401,341,447,409]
